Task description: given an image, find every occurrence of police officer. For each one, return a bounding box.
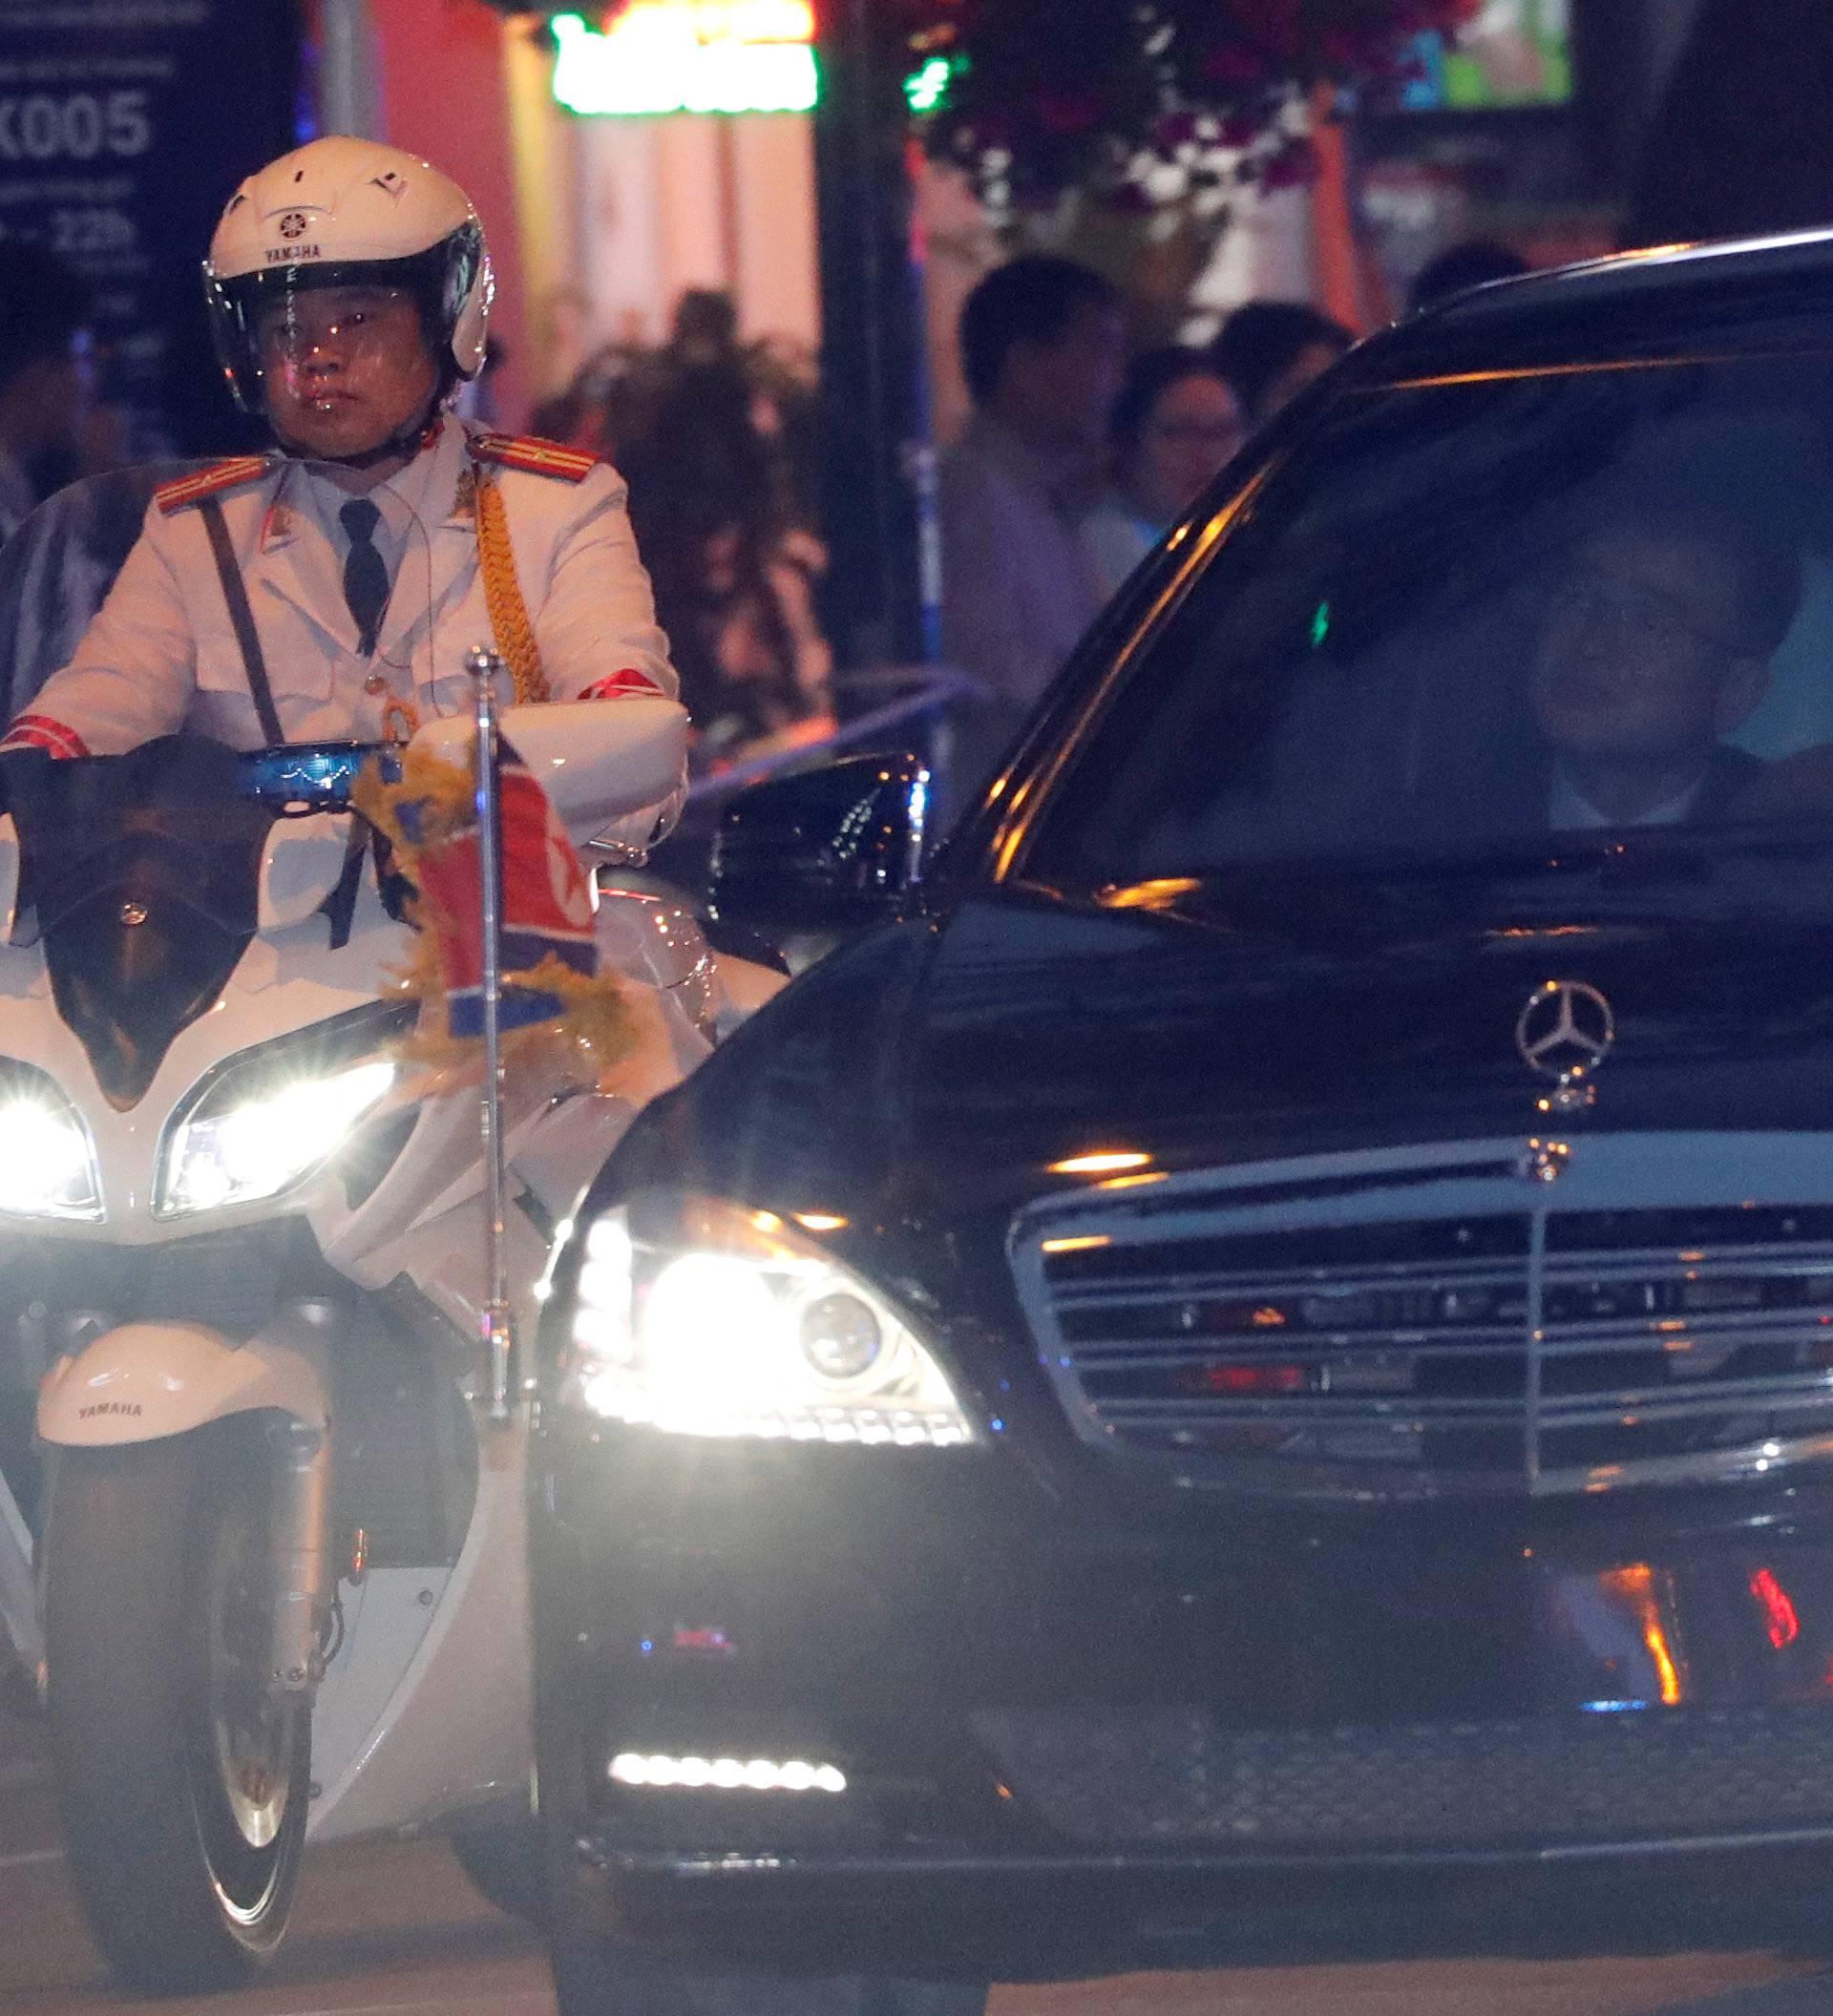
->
[1,137,679,837]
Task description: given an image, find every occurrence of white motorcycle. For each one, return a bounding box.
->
[0,693,760,1991]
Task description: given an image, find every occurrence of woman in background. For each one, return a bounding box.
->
[1083,346,1244,600]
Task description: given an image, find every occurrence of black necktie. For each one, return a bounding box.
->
[340,497,390,658]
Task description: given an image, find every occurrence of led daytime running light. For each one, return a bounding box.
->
[610,1752,846,1794]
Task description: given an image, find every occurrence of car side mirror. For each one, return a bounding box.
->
[707,754,928,936]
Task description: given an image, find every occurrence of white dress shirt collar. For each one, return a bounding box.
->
[1549,765,1704,830]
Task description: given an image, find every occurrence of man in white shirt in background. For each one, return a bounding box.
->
[938,255,1126,810]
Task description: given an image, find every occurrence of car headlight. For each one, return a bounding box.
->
[156,1003,411,1218]
[562,1192,977,1446]
[0,1062,101,1221]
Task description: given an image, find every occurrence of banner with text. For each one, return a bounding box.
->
[0,0,300,454]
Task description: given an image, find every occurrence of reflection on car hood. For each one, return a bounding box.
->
[640,884,1833,1229]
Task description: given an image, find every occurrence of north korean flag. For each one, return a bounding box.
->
[405,741,597,1039]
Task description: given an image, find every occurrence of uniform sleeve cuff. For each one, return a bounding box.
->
[580,669,665,701]
[0,715,90,759]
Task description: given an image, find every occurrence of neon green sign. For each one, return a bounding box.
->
[903,54,953,115]
[551,4,819,117]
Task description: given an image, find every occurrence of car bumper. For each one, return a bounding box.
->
[531,1422,1833,1961]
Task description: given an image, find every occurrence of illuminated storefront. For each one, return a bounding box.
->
[360,0,822,422]
[548,0,818,116]
[512,0,822,404]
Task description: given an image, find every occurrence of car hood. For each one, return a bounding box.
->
[633,877,1833,1229]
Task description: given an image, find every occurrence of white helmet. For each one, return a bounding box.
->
[203,136,494,415]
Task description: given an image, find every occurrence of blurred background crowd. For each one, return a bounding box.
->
[496,238,1528,800]
[0,224,1475,791]
[2,0,1829,804]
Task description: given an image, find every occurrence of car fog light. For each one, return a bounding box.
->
[801,1292,882,1381]
[609,1751,847,1794]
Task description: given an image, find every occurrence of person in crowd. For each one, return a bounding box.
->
[653,292,821,538]
[571,290,748,472]
[1083,347,1244,599]
[0,136,678,859]
[1211,300,1354,431]
[623,360,831,767]
[542,290,797,472]
[0,243,96,543]
[538,287,823,547]
[669,285,742,370]
[1528,504,1801,829]
[1408,239,1531,316]
[938,254,1127,800]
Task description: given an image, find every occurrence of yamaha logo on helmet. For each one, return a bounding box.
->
[278,211,311,240]
[263,243,321,264]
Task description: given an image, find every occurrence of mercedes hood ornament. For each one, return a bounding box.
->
[1517,979,1615,1115]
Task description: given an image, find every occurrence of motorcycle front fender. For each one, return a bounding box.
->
[36,1308,331,1447]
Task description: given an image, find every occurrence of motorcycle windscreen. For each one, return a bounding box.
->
[1,737,276,1110]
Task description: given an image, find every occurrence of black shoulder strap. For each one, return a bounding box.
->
[198,494,284,747]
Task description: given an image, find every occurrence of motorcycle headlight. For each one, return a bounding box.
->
[0,1061,101,1221]
[156,1003,412,1218]
[562,1192,977,1446]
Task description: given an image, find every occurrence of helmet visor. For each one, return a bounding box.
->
[253,277,423,368]
[205,227,483,416]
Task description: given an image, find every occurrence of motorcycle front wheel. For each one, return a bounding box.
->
[45,1416,310,1991]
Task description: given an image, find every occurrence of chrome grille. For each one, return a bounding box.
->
[1013,1146,1833,1497]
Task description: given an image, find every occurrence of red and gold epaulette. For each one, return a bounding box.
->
[469,432,597,483]
[155,456,275,515]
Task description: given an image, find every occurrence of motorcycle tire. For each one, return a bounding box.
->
[45,1416,310,1992]
[549,1937,991,2016]
[450,1816,550,1926]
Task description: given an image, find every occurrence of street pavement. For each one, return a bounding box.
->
[8,1701,1833,2015]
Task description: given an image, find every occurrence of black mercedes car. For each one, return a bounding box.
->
[533,231,1833,2013]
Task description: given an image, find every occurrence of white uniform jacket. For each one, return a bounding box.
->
[3,417,678,775]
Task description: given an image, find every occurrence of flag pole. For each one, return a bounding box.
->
[467,645,516,1425]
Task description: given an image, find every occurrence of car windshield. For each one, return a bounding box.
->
[1026,355,1833,894]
